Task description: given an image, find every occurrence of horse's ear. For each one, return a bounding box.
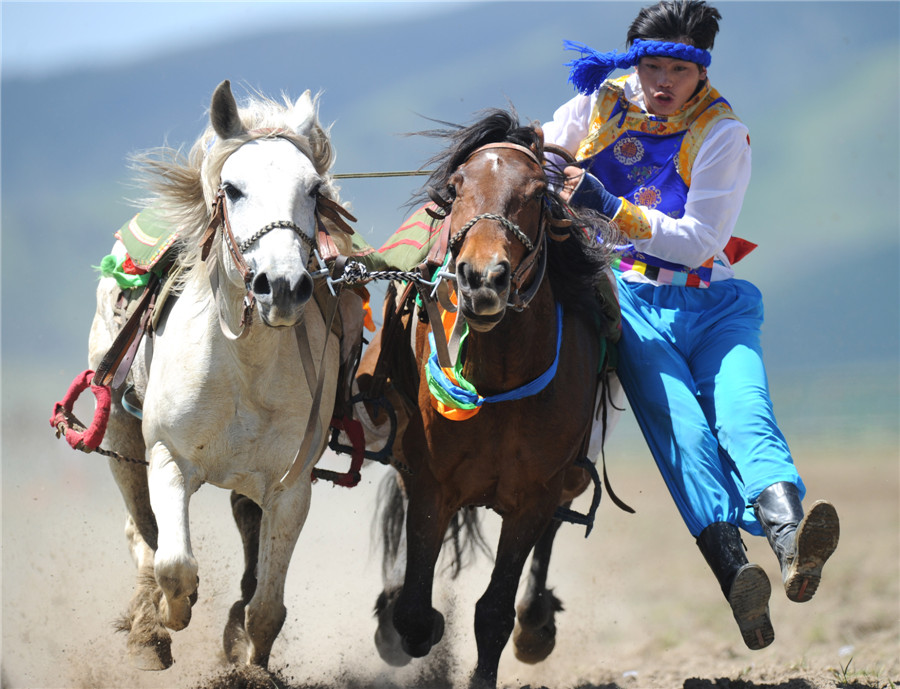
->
[291,90,333,173]
[532,123,545,158]
[289,89,317,138]
[210,80,244,140]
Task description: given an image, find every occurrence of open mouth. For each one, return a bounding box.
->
[459,301,505,332]
[653,92,674,106]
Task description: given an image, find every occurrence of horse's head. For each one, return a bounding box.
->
[199,80,349,328]
[418,108,615,334]
[422,110,549,332]
[449,143,547,331]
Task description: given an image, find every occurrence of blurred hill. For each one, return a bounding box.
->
[2,1,898,442]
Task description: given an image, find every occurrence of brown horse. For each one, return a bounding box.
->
[357,109,618,689]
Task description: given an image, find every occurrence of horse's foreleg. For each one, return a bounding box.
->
[148,445,199,632]
[223,491,262,665]
[374,473,413,667]
[512,510,565,664]
[240,481,311,668]
[470,507,555,689]
[393,489,452,659]
[103,399,175,670]
[112,458,173,670]
[90,278,172,668]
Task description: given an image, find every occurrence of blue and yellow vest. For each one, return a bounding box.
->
[578,75,744,287]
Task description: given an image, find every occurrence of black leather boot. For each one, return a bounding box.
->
[754,482,840,603]
[696,522,774,650]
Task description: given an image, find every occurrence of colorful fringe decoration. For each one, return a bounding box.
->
[97,254,152,290]
[425,303,564,421]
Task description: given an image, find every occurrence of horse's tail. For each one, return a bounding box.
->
[375,470,491,582]
[444,506,491,580]
[376,469,406,581]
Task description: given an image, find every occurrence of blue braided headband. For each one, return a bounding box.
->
[564,39,712,94]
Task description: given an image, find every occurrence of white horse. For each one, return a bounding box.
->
[87,80,361,670]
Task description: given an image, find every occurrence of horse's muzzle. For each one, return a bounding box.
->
[456,259,510,330]
[253,271,314,327]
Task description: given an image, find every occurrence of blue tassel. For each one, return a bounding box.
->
[564,40,628,95]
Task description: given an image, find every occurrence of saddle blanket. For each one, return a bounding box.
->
[115,208,178,271]
[348,203,445,272]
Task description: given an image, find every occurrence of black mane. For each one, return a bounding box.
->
[411,108,543,206]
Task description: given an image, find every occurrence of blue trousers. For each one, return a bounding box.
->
[615,276,804,537]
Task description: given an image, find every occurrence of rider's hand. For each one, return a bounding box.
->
[561,166,585,202]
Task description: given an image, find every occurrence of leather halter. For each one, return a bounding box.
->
[198,184,357,339]
[450,142,549,311]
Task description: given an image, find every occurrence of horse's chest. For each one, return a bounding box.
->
[426,406,564,475]
[147,347,309,452]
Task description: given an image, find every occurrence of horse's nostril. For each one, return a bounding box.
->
[490,262,510,290]
[457,262,474,290]
[294,273,313,304]
[252,273,271,296]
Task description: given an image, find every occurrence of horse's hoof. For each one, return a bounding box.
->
[467,671,499,689]
[223,600,250,664]
[374,589,412,666]
[128,635,174,671]
[400,610,444,658]
[512,619,557,664]
[159,595,192,631]
[374,623,413,667]
[513,591,562,663]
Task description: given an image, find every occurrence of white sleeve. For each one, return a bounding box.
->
[542,92,598,155]
[630,119,752,268]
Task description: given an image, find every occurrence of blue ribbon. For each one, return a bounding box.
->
[427,302,564,409]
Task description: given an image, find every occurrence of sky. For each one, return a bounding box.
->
[1,1,455,78]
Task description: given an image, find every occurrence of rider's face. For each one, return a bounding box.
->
[635,56,706,116]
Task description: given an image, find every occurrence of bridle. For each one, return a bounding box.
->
[199,179,356,340]
[446,142,551,311]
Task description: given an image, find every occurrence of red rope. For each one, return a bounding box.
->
[316,416,366,488]
[49,369,111,451]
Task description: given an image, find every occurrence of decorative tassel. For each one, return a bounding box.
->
[95,253,152,290]
[564,40,631,95]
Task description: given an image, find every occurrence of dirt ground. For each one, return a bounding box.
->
[2,398,898,689]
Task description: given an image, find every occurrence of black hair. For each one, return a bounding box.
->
[626,0,722,51]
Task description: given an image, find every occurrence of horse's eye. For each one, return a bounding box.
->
[222,182,243,202]
[446,184,457,201]
[309,182,323,198]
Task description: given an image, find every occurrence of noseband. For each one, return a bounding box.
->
[449,142,549,311]
[199,181,356,339]
[201,186,317,288]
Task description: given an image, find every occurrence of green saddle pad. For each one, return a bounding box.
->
[348,204,445,272]
[115,208,178,271]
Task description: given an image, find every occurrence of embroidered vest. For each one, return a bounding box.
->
[577,76,743,287]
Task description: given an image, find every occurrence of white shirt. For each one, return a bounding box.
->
[543,73,752,283]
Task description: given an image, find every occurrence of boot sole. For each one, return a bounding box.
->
[729,564,774,650]
[785,500,840,603]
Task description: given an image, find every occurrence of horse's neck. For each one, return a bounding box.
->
[460,289,558,394]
